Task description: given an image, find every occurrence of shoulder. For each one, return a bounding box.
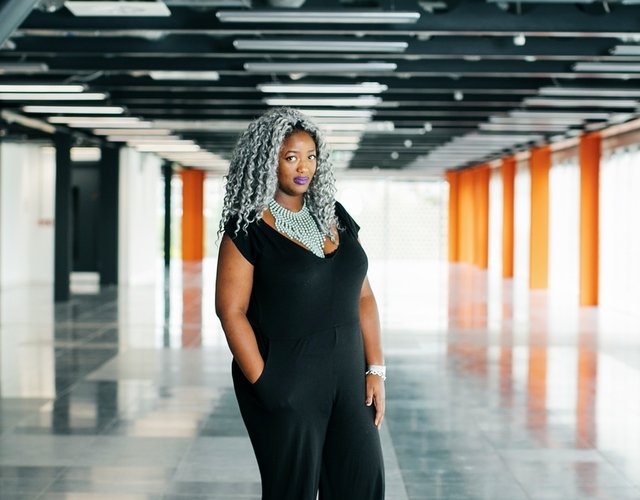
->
[334,201,360,235]
[223,214,261,264]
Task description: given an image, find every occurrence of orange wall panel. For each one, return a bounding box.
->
[529,146,551,289]
[181,169,205,261]
[579,133,601,306]
[473,165,490,269]
[501,157,516,278]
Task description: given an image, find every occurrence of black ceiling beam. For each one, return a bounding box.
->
[8,35,620,58]
[19,2,640,36]
[0,0,38,47]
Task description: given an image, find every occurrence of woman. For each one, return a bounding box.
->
[215,107,385,500]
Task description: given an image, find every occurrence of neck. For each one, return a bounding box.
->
[273,193,304,212]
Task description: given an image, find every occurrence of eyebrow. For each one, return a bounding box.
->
[283,149,317,154]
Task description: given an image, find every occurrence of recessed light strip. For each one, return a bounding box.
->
[0,84,86,93]
[217,10,420,24]
[24,106,125,114]
[264,97,381,107]
[244,62,397,73]
[257,83,388,94]
[0,93,107,101]
[234,40,408,53]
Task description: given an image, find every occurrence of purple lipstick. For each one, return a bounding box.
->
[294,176,309,185]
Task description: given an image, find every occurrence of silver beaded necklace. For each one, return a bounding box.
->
[268,199,325,258]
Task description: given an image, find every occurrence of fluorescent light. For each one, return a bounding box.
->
[264,96,381,107]
[217,10,420,24]
[302,109,374,118]
[152,120,250,131]
[0,110,56,134]
[610,45,640,56]
[538,86,640,98]
[71,147,101,162]
[244,62,397,74]
[479,123,569,132]
[234,40,408,53]
[23,105,125,114]
[49,116,142,124]
[0,92,107,101]
[136,144,201,152]
[574,62,640,72]
[149,71,220,81]
[107,135,183,143]
[509,110,611,120]
[93,128,172,135]
[490,117,583,126]
[523,97,637,108]
[65,1,171,17]
[319,121,394,132]
[0,63,49,74]
[0,84,85,92]
[257,83,388,94]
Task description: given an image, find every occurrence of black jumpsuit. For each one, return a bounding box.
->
[225,202,385,500]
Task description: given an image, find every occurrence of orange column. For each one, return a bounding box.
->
[529,146,551,289]
[458,169,475,264]
[181,169,205,261]
[473,165,490,269]
[446,170,460,262]
[579,133,601,306]
[501,157,516,278]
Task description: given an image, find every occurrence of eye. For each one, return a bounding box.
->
[309,154,317,161]
[285,154,297,161]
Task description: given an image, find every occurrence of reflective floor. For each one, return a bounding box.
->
[1,261,640,499]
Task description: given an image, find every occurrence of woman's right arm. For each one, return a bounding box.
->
[215,234,264,384]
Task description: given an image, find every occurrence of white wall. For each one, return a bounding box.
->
[0,143,55,289]
[118,147,161,286]
[600,147,640,318]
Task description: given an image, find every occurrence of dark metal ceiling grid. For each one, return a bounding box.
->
[1,0,640,173]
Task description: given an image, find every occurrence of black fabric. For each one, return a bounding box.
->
[226,201,384,500]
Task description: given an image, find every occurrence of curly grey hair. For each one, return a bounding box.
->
[219,107,338,240]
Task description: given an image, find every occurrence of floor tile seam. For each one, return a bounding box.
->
[593,447,640,492]
[480,426,534,500]
[31,464,69,500]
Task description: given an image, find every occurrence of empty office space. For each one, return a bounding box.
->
[1,1,640,499]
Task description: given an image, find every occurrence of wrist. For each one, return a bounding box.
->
[365,364,386,381]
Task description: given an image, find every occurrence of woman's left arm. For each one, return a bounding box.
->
[360,276,385,429]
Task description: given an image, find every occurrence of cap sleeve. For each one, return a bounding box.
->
[335,201,360,237]
[224,216,257,265]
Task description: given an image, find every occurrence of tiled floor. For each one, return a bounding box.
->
[1,261,640,499]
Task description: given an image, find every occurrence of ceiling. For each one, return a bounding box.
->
[2,0,640,174]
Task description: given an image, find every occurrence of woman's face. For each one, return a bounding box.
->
[275,130,317,198]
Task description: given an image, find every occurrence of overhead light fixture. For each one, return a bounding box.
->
[71,147,101,162]
[148,71,220,80]
[479,123,568,132]
[0,63,49,74]
[0,92,107,101]
[244,62,397,73]
[49,117,152,128]
[107,135,183,143]
[574,62,640,72]
[523,97,638,108]
[233,40,408,53]
[264,96,382,107]
[152,119,250,131]
[93,128,171,135]
[453,91,464,101]
[424,122,433,131]
[301,109,374,118]
[490,116,584,125]
[65,1,171,17]
[23,105,125,114]
[610,45,640,56]
[319,121,394,132]
[0,110,57,134]
[0,84,85,92]
[538,86,640,98]
[217,10,420,24]
[513,33,526,47]
[510,110,610,120]
[135,144,201,152]
[257,83,388,94]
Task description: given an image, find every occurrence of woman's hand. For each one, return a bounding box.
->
[365,374,386,429]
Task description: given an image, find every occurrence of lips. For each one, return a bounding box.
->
[294,176,309,185]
